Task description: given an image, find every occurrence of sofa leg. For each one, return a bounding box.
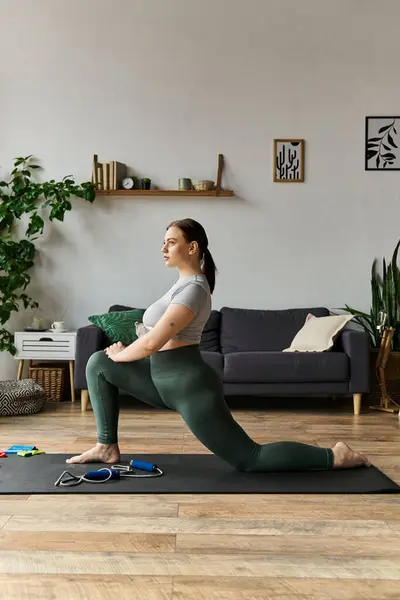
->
[81,390,89,412]
[353,393,362,415]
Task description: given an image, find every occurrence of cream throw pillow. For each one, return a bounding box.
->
[283,313,354,352]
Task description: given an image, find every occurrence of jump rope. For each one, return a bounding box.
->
[54,459,163,487]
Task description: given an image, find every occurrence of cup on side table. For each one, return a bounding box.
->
[51,321,67,332]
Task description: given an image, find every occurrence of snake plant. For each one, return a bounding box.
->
[343,239,400,350]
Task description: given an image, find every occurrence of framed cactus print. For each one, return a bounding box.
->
[365,117,400,171]
[273,139,305,182]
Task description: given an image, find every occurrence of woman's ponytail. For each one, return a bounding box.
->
[202,247,217,294]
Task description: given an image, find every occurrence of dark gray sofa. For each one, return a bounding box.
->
[75,305,370,414]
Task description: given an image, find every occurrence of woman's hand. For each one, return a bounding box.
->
[104,342,126,361]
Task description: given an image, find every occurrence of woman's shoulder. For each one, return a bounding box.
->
[174,274,209,294]
[176,273,208,286]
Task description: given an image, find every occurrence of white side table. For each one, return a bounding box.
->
[14,330,77,403]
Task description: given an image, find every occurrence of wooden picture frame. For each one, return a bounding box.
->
[365,116,400,171]
[273,139,305,182]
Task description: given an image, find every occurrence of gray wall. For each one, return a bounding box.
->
[1,0,399,378]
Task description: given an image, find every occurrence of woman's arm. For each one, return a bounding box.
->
[109,303,195,362]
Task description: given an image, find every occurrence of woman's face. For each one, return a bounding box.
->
[161,226,197,268]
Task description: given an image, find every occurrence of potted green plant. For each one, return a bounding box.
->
[141,177,151,190]
[343,239,400,349]
[0,155,96,355]
[343,238,400,401]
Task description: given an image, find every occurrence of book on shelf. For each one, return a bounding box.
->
[103,163,110,191]
[92,155,127,191]
[113,161,127,190]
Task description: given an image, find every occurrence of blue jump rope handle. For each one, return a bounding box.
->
[86,468,120,481]
[130,459,158,472]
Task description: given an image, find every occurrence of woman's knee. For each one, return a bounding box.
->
[86,350,108,378]
[234,445,262,472]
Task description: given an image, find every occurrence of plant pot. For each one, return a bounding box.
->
[141,179,151,190]
[368,348,400,405]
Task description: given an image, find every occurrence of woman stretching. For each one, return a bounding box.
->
[67,218,370,471]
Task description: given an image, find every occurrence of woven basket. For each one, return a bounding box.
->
[28,363,66,403]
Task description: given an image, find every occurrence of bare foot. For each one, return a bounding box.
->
[66,443,120,465]
[332,441,371,469]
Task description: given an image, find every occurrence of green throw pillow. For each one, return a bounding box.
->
[88,309,146,346]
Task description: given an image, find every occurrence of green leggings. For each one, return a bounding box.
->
[86,345,334,472]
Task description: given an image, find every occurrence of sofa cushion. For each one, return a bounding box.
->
[200,310,221,352]
[283,313,354,352]
[220,307,330,353]
[89,309,146,346]
[201,351,224,378]
[108,305,135,312]
[223,351,349,383]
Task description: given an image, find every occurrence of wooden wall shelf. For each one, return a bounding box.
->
[95,189,234,197]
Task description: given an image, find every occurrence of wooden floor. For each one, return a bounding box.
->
[0,395,399,599]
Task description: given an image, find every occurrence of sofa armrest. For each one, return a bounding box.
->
[74,324,106,389]
[334,329,371,393]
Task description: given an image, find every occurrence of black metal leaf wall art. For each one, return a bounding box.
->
[365,117,400,171]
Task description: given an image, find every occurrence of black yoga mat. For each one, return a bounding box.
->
[0,454,399,494]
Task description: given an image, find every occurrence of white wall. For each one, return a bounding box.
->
[1,0,400,378]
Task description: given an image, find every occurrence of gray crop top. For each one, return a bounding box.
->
[136,274,211,343]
